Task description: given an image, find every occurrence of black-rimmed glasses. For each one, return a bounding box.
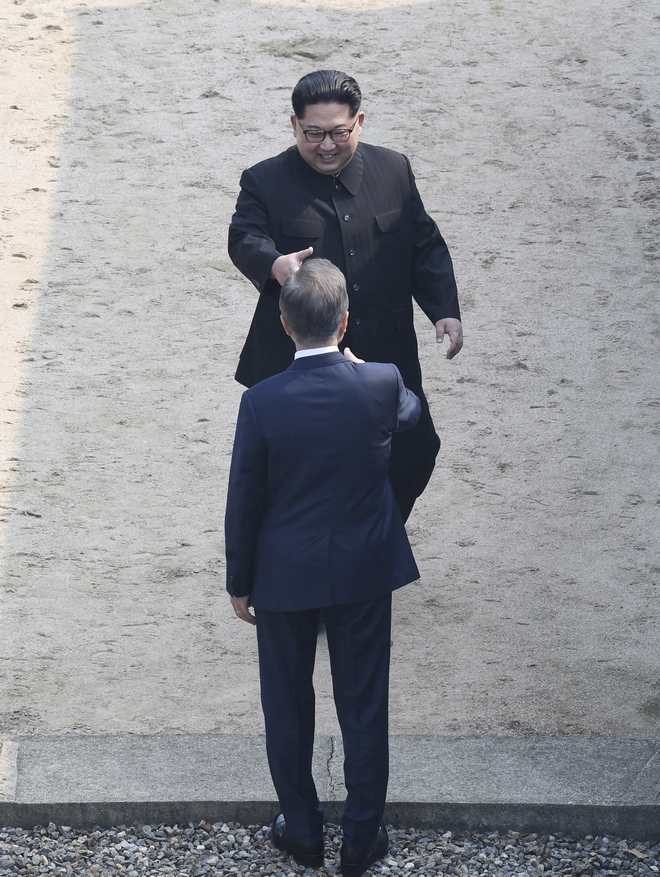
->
[297,119,359,143]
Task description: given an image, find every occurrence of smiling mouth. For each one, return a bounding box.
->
[319,152,337,160]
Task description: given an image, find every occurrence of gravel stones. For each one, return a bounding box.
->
[0,822,658,876]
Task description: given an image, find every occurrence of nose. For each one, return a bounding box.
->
[320,131,335,148]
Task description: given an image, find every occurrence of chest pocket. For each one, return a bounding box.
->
[375,209,404,233]
[282,219,323,239]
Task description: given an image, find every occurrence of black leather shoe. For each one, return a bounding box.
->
[271,814,324,869]
[340,824,389,877]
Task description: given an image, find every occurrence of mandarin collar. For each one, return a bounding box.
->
[335,146,363,196]
[290,145,363,197]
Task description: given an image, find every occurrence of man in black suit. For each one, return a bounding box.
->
[225,259,421,876]
[228,69,462,522]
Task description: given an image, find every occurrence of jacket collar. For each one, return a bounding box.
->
[287,351,348,370]
[290,145,363,197]
[336,146,363,196]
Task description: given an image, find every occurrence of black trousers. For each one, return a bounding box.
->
[388,390,440,522]
[256,594,392,849]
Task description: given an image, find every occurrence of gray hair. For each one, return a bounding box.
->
[280,259,348,344]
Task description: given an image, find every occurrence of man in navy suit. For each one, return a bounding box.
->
[225,259,421,876]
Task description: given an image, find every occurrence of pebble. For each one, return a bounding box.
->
[0,821,658,876]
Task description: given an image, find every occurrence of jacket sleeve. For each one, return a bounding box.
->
[224,392,268,597]
[393,365,422,433]
[406,156,462,325]
[228,168,282,294]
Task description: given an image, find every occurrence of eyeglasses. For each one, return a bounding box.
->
[297,119,359,143]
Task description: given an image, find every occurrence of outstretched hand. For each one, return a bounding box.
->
[343,347,365,364]
[269,247,314,286]
[231,595,256,625]
[434,318,463,359]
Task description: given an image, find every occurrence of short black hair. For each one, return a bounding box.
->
[280,259,348,345]
[291,70,362,120]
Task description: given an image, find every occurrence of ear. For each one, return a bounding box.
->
[336,311,349,343]
[290,114,298,137]
[280,314,294,338]
[355,111,365,134]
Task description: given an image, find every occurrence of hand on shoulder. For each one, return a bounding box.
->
[343,347,365,364]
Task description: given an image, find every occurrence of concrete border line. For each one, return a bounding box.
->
[1,801,659,842]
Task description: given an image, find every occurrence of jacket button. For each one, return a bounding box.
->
[349,248,356,256]
[335,184,341,190]
[343,214,350,221]
[353,284,360,291]
[355,318,361,325]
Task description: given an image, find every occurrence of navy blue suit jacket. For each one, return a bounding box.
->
[225,351,421,611]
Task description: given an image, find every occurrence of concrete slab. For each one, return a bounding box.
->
[387,737,660,805]
[1,735,659,840]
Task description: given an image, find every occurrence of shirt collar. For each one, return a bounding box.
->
[294,345,339,360]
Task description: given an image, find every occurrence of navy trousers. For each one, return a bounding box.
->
[256,593,392,849]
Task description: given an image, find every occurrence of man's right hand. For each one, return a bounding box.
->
[343,347,365,364]
[269,247,313,285]
[231,595,256,626]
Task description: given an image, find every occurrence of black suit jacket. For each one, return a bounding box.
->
[224,352,421,611]
[228,143,460,394]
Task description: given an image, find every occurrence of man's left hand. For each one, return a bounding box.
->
[231,595,256,625]
[435,318,463,360]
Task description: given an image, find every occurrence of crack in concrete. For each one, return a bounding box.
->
[326,735,339,797]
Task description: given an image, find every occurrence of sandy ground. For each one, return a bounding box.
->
[1,0,659,741]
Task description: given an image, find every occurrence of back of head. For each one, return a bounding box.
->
[291,70,362,119]
[280,259,348,346]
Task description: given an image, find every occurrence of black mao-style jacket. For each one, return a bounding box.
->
[228,142,460,394]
